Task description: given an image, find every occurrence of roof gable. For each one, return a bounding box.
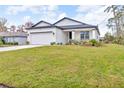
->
[54,17,89,26]
[32,21,52,27]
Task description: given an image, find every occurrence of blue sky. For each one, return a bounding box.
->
[0,5,113,36]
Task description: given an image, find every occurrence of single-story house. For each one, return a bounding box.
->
[27,17,100,45]
[0,32,28,45]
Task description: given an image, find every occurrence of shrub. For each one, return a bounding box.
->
[89,39,98,46]
[50,42,56,45]
[68,40,80,45]
[26,41,30,45]
[104,32,115,43]
[80,40,91,46]
[95,41,103,47]
[113,36,124,45]
[1,38,5,44]
[14,42,18,45]
[0,37,3,45]
[65,42,70,45]
[5,42,18,45]
[57,42,63,45]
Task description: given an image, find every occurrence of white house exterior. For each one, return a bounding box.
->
[27,17,100,45]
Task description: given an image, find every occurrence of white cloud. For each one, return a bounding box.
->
[6,5,59,15]
[75,5,113,36]
[57,12,67,20]
[7,6,29,15]
[6,5,67,23]
[76,5,102,13]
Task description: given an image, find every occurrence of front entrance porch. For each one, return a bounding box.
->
[66,31,91,42]
[63,28,97,42]
[67,31,75,41]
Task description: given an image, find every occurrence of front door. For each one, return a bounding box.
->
[69,32,72,40]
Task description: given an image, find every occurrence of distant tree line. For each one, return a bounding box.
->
[0,17,33,32]
[10,21,33,32]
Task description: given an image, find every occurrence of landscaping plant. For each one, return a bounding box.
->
[89,39,98,46]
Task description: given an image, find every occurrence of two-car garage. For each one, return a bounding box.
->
[29,32,54,45]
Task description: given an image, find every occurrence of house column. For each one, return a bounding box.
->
[92,30,96,39]
[72,31,75,40]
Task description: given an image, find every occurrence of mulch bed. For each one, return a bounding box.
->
[0,83,14,88]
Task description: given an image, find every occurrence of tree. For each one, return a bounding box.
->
[25,21,33,28]
[17,25,25,32]
[104,32,115,43]
[0,18,7,32]
[104,5,120,36]
[105,5,124,37]
[10,25,16,32]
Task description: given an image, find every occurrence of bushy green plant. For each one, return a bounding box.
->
[5,42,18,45]
[0,37,3,45]
[14,42,18,45]
[1,38,5,44]
[90,39,98,46]
[57,42,63,45]
[50,42,56,45]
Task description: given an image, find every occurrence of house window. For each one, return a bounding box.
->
[80,31,89,40]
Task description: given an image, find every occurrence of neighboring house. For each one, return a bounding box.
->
[27,17,100,45]
[0,32,28,45]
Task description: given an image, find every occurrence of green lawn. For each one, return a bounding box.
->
[0,44,124,88]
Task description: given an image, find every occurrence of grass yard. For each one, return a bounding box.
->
[0,44,124,88]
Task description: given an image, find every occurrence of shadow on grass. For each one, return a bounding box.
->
[0,83,14,88]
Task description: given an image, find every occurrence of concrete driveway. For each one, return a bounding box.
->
[0,45,43,52]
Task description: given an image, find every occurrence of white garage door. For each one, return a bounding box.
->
[30,32,53,45]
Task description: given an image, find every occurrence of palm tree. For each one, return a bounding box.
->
[104,5,120,36]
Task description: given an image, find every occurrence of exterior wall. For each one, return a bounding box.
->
[90,30,99,40]
[74,31,80,41]
[55,19,82,26]
[28,28,56,33]
[95,30,100,40]
[89,31,93,39]
[3,36,27,45]
[55,28,68,44]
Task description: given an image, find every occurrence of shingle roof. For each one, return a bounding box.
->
[59,25,96,29]
[27,17,100,35]
[31,20,53,27]
[53,17,94,26]
[59,25,100,35]
[0,32,28,37]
